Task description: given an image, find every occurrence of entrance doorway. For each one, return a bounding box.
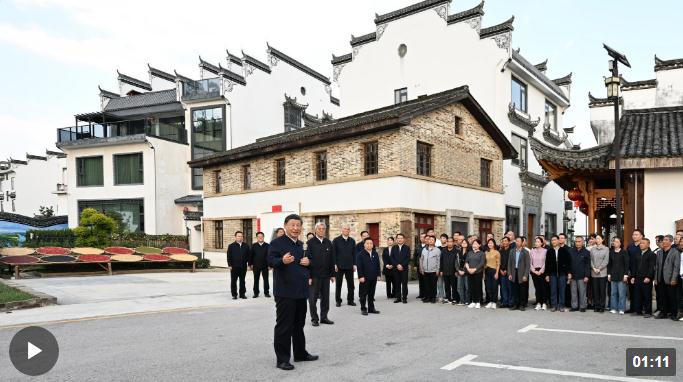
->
[527,214,536,239]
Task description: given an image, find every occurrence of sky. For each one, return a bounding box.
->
[0,0,681,160]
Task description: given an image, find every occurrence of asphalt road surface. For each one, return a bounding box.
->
[1,283,681,381]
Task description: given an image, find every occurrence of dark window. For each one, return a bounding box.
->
[394,88,408,104]
[478,219,493,241]
[545,100,557,131]
[284,103,303,132]
[505,206,520,236]
[191,106,225,190]
[243,219,253,245]
[275,159,286,186]
[214,221,224,249]
[511,77,527,112]
[314,216,330,238]
[480,158,492,188]
[214,170,222,193]
[364,141,378,175]
[242,165,251,190]
[78,199,144,233]
[315,151,327,181]
[454,116,462,135]
[544,213,557,240]
[511,134,528,169]
[416,142,431,176]
[114,153,143,185]
[77,156,104,187]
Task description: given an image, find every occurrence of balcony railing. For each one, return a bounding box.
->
[57,120,187,144]
[181,78,222,101]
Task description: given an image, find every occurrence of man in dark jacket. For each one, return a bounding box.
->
[306,222,335,326]
[390,233,411,304]
[631,238,656,317]
[249,231,270,298]
[508,236,530,310]
[440,237,458,303]
[545,235,571,312]
[414,233,427,299]
[381,237,395,299]
[568,236,591,312]
[332,225,357,307]
[355,230,370,255]
[267,214,317,371]
[625,229,644,313]
[227,231,250,299]
[357,237,381,315]
[498,237,512,308]
[655,235,681,320]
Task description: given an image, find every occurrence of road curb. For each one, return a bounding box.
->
[0,278,57,312]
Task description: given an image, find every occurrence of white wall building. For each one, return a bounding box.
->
[330,0,576,239]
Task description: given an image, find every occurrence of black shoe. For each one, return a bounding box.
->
[369,310,380,314]
[311,321,319,327]
[232,296,238,300]
[520,306,526,311]
[320,319,334,325]
[240,296,247,299]
[276,362,294,370]
[253,294,259,298]
[265,294,271,298]
[361,310,368,316]
[394,299,402,303]
[643,313,652,318]
[569,308,578,312]
[294,354,319,362]
[510,306,518,311]
[624,309,633,314]
[402,299,407,304]
[580,308,586,312]
[348,302,357,306]
[336,302,341,307]
[422,299,429,303]
[416,295,423,299]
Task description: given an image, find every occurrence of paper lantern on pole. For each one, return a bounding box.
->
[567,188,582,201]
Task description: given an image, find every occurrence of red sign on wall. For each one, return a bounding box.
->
[256,218,261,232]
[272,205,282,212]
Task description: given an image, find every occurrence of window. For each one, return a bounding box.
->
[364,141,378,175]
[78,199,144,232]
[511,77,527,112]
[544,213,557,240]
[242,165,251,190]
[480,158,492,188]
[454,116,462,135]
[191,106,225,190]
[394,88,408,104]
[243,219,253,245]
[114,153,143,185]
[505,206,520,236]
[275,159,286,186]
[214,170,222,193]
[314,216,330,238]
[214,221,224,249]
[478,219,493,241]
[284,103,303,132]
[315,151,327,181]
[416,142,432,176]
[511,134,528,169]
[77,156,104,187]
[545,100,557,131]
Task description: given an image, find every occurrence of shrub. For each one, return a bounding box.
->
[24,229,75,247]
[73,208,118,248]
[196,258,211,269]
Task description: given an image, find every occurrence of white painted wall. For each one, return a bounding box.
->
[643,169,683,236]
[655,68,683,107]
[623,88,656,109]
[0,154,66,217]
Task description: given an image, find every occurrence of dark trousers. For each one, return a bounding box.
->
[359,279,377,311]
[423,272,438,300]
[664,283,681,317]
[308,277,330,322]
[335,269,355,304]
[511,279,529,308]
[549,274,567,309]
[499,273,512,306]
[655,281,666,313]
[417,270,425,297]
[632,279,653,314]
[230,267,246,297]
[627,281,635,311]
[592,277,607,310]
[274,297,307,364]
[393,269,409,300]
[253,267,269,296]
[468,272,483,303]
[384,269,395,298]
[443,274,457,301]
[531,272,547,305]
[484,268,498,303]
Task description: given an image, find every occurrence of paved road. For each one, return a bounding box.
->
[1,275,681,381]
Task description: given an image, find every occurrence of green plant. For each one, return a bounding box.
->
[73,208,118,248]
[0,234,19,248]
[38,206,55,218]
[196,258,211,269]
[24,229,75,247]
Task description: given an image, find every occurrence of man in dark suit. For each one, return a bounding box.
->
[631,238,656,317]
[625,229,644,313]
[332,224,356,307]
[391,233,411,303]
[545,235,571,312]
[508,236,530,311]
[306,222,335,326]
[267,214,318,371]
[357,237,381,315]
[355,230,370,255]
[227,231,250,299]
[249,231,270,298]
[381,237,395,299]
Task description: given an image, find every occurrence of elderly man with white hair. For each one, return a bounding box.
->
[305,221,335,326]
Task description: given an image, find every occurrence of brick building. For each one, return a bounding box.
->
[190,86,516,266]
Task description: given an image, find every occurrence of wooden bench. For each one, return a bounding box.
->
[4,259,196,279]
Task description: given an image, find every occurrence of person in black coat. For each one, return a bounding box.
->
[249,232,270,298]
[440,237,458,303]
[391,233,411,303]
[630,238,656,317]
[414,233,427,299]
[306,223,335,326]
[382,237,395,299]
[267,214,317,371]
[545,235,571,311]
[357,237,381,315]
[568,236,591,312]
[332,225,357,307]
[227,231,251,299]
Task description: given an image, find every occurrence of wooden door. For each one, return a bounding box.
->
[414,214,434,248]
[478,219,492,241]
[527,214,536,239]
[368,223,380,247]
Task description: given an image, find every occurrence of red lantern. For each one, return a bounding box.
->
[567,188,582,201]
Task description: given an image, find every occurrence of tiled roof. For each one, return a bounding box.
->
[512,50,570,104]
[189,85,516,168]
[117,70,152,91]
[480,16,514,38]
[174,194,203,205]
[218,63,247,85]
[46,150,66,158]
[267,44,331,85]
[0,212,67,228]
[331,53,352,66]
[588,92,613,108]
[374,0,450,24]
[552,72,572,86]
[622,78,656,91]
[350,32,376,47]
[98,86,119,99]
[103,89,178,111]
[174,70,193,83]
[534,60,547,72]
[148,64,176,83]
[530,137,612,171]
[447,1,484,25]
[330,95,340,106]
[226,50,243,66]
[198,56,221,75]
[242,51,271,73]
[619,106,683,158]
[26,154,47,161]
[654,55,683,72]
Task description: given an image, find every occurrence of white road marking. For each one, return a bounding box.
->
[442,354,664,382]
[518,324,683,341]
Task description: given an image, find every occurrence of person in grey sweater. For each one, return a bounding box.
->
[465,239,486,308]
[420,235,441,303]
[590,234,610,312]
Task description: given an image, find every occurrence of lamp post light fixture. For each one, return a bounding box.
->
[603,43,630,240]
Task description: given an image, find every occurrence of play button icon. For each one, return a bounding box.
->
[9,326,59,376]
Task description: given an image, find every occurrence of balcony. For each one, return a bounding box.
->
[181,78,222,101]
[57,119,187,145]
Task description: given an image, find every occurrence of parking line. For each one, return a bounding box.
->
[518,324,683,341]
[442,354,664,382]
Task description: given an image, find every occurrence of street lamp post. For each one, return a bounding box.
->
[603,44,630,239]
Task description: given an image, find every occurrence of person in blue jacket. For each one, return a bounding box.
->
[357,237,381,316]
[267,214,318,371]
